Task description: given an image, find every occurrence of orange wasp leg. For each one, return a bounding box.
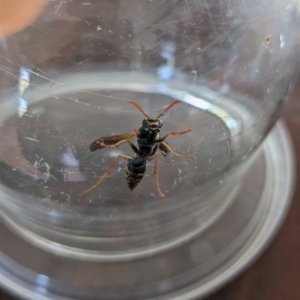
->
[80,154,131,196]
[96,139,139,154]
[159,129,192,141]
[159,141,194,160]
[153,152,165,197]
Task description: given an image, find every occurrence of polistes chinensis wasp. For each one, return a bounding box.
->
[80,100,194,197]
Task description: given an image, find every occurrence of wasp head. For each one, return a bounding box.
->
[142,118,163,132]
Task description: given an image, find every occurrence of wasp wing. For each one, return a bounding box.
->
[89,131,137,152]
[159,142,170,157]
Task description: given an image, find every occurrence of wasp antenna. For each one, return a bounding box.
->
[156,100,181,118]
[129,101,151,119]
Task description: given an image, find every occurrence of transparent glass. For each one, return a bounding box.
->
[0,1,299,299]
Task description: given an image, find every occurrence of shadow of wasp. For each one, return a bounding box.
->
[80,100,194,197]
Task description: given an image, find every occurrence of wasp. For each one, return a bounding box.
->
[80,100,194,197]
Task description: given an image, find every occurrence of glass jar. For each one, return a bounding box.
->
[0,1,299,299]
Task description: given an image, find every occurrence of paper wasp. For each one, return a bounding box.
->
[80,100,194,197]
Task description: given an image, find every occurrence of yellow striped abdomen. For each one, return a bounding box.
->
[125,158,146,190]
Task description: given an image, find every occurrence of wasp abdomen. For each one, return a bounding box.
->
[125,159,146,190]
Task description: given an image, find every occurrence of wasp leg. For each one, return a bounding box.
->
[95,139,126,148]
[126,140,139,154]
[96,139,139,154]
[80,154,131,196]
[158,129,192,142]
[153,153,165,197]
[159,142,194,160]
